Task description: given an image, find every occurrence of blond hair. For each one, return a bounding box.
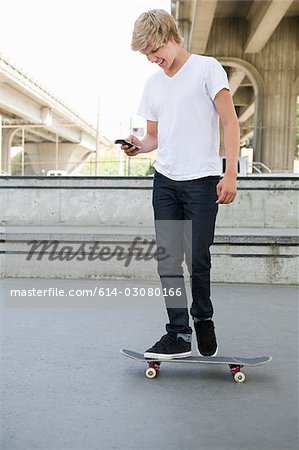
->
[131,9,182,52]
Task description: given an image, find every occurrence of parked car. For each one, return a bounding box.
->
[47,170,67,176]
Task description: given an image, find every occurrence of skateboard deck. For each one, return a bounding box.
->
[120,349,272,383]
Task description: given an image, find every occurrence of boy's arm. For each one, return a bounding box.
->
[140,120,158,153]
[214,88,240,204]
[124,120,158,156]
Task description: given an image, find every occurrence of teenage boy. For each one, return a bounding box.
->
[121,9,240,359]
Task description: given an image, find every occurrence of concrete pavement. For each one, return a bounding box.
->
[0,279,298,450]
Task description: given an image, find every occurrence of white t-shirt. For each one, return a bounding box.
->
[137,54,230,181]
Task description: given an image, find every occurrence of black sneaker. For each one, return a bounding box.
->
[144,333,191,360]
[194,320,218,357]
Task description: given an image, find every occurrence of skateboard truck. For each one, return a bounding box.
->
[229,365,246,383]
[145,362,161,380]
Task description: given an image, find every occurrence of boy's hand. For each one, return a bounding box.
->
[122,135,142,156]
[216,174,237,204]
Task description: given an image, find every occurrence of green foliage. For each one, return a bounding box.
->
[77,155,153,176]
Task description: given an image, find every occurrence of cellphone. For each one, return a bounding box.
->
[114,139,140,149]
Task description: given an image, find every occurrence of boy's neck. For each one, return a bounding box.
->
[165,47,191,77]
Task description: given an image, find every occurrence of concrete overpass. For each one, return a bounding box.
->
[0,53,112,175]
[173,0,299,171]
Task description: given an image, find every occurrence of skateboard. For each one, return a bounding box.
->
[120,349,272,383]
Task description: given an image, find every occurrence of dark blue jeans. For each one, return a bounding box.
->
[152,170,220,335]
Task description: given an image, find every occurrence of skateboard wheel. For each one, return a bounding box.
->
[233,372,246,383]
[145,367,157,379]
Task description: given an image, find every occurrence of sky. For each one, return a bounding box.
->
[0,0,171,140]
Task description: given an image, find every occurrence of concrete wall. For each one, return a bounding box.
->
[0,175,298,228]
[1,225,298,284]
[1,175,297,284]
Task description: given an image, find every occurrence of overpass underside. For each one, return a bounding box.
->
[0,54,112,176]
[174,0,299,171]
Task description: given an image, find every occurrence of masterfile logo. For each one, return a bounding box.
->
[25,237,169,267]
